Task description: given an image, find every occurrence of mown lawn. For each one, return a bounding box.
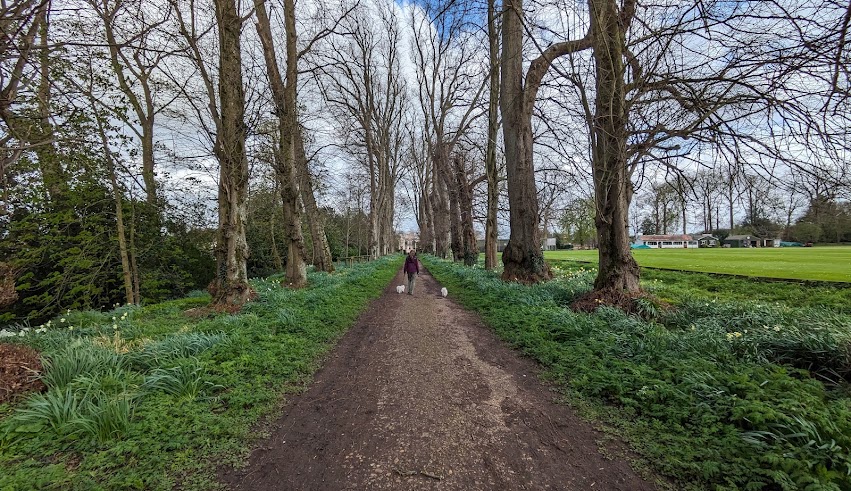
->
[0,257,401,490]
[426,256,851,491]
[545,246,851,282]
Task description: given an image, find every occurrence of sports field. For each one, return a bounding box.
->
[545,246,851,282]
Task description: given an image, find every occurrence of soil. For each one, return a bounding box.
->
[220,268,657,490]
[0,343,45,405]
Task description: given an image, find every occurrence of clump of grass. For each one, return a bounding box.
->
[76,393,135,443]
[126,332,228,370]
[40,345,126,390]
[141,361,209,401]
[6,387,86,435]
[5,386,136,444]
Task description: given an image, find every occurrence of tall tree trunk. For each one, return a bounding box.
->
[33,9,64,202]
[418,188,434,253]
[367,156,380,258]
[269,191,284,271]
[140,121,157,206]
[96,115,136,304]
[484,0,500,270]
[129,204,141,304]
[0,4,64,201]
[455,155,478,266]
[500,0,550,282]
[254,0,307,286]
[444,159,462,261]
[383,176,395,255]
[727,174,735,229]
[432,148,450,258]
[295,124,333,272]
[590,0,639,292]
[210,0,252,306]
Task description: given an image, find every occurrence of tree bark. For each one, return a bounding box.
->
[498,0,593,282]
[590,0,639,292]
[484,0,500,270]
[210,0,252,306]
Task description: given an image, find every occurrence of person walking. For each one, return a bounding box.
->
[404,250,419,295]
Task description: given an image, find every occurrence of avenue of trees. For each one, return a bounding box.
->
[2,0,850,322]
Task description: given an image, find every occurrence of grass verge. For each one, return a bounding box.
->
[0,256,401,490]
[424,256,851,491]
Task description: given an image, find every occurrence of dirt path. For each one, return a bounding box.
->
[220,268,657,490]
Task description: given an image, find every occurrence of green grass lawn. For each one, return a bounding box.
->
[545,246,851,282]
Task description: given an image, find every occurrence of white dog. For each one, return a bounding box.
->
[396,285,405,294]
[440,287,448,298]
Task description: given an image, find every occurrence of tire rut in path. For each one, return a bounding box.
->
[221,268,656,491]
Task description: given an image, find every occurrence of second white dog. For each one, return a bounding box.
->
[440,287,448,297]
[396,285,405,294]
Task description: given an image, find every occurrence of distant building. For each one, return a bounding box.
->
[763,237,782,248]
[544,237,557,251]
[696,234,720,247]
[398,232,419,252]
[634,234,698,248]
[723,235,757,248]
[722,235,781,248]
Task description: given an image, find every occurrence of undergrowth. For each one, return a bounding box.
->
[425,257,851,491]
[0,256,400,490]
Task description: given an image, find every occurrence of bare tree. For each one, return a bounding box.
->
[254,0,308,285]
[499,0,591,282]
[410,0,487,261]
[484,0,500,269]
[557,0,851,293]
[318,4,406,258]
[85,0,177,206]
[0,0,64,200]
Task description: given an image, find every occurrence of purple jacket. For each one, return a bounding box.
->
[404,256,419,274]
